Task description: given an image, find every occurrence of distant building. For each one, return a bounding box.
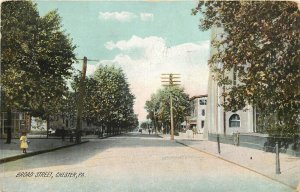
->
[49,114,100,135]
[0,112,31,138]
[188,95,207,134]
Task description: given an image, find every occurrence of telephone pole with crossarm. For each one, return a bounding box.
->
[75,56,98,143]
[161,73,181,140]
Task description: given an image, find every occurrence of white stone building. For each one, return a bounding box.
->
[204,28,257,138]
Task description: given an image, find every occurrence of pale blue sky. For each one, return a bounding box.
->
[37,1,209,59]
[35,1,211,121]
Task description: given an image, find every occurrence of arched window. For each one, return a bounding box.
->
[229,114,240,127]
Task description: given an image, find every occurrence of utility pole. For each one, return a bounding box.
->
[75,56,98,143]
[161,73,180,140]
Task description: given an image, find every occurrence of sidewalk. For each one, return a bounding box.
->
[0,133,118,164]
[0,136,90,164]
[160,134,300,191]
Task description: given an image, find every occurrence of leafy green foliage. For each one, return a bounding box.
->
[1,1,76,142]
[193,1,300,137]
[145,86,190,132]
[1,1,76,116]
[68,65,138,133]
[140,122,148,129]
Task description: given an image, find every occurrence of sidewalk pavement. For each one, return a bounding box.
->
[0,133,119,164]
[160,133,300,191]
[0,135,94,164]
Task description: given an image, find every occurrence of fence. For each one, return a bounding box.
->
[208,133,300,157]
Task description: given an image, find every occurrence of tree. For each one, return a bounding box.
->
[140,122,148,129]
[192,1,300,137]
[145,86,190,134]
[83,65,136,135]
[1,1,76,143]
[29,9,76,120]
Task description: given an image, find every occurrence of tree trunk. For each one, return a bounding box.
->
[5,109,12,144]
[46,116,50,139]
[98,127,101,138]
[107,125,111,136]
[154,118,158,134]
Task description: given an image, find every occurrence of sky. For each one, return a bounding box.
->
[35,1,211,122]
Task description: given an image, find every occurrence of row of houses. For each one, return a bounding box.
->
[0,112,31,138]
[0,113,100,138]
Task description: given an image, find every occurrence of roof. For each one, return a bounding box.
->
[189,94,208,101]
[189,117,197,121]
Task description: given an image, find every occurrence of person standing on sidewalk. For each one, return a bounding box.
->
[19,132,28,153]
[192,126,197,139]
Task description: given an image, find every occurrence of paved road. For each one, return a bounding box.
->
[0,133,293,192]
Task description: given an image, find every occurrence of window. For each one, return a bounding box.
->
[3,120,14,133]
[199,99,207,105]
[201,109,205,116]
[229,114,240,127]
[201,121,205,128]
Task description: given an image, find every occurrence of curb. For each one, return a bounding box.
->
[175,140,296,191]
[0,140,89,164]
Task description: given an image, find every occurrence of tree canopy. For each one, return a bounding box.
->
[1,1,76,142]
[68,65,138,134]
[192,1,300,136]
[145,86,190,133]
[1,1,76,114]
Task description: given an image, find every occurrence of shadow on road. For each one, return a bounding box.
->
[1,132,183,171]
[113,132,161,138]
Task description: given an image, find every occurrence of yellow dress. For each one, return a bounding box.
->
[20,136,28,149]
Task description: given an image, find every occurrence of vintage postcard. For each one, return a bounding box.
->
[1,1,300,192]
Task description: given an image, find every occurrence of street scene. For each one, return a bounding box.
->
[1,1,300,192]
[0,133,297,192]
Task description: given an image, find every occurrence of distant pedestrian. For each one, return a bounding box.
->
[148,129,151,135]
[192,127,197,138]
[19,132,28,153]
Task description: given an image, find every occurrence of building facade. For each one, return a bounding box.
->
[189,95,207,134]
[204,28,257,138]
[0,112,31,138]
[49,114,100,135]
